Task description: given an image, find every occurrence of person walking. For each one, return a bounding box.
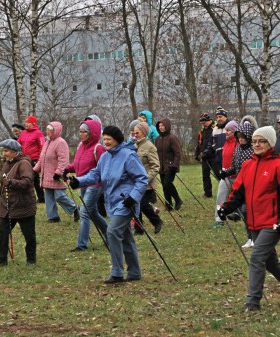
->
[17,115,45,203]
[0,139,36,266]
[134,122,163,234]
[69,126,148,284]
[217,126,280,312]
[33,122,79,223]
[64,120,108,252]
[138,110,159,143]
[11,123,25,140]
[194,113,216,198]
[155,117,183,211]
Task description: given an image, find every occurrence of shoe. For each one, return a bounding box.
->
[73,208,80,222]
[126,276,141,282]
[165,203,173,211]
[104,275,124,284]
[154,221,163,234]
[202,194,212,199]
[48,217,60,223]
[212,222,224,228]
[0,261,7,266]
[242,239,253,248]
[227,212,241,221]
[174,199,183,211]
[37,199,45,204]
[244,303,260,312]
[70,247,87,252]
[26,261,36,266]
[134,231,144,235]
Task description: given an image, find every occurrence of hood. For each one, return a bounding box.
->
[156,117,171,135]
[138,110,153,126]
[236,120,257,143]
[85,114,101,124]
[240,115,258,130]
[48,121,62,140]
[81,120,101,145]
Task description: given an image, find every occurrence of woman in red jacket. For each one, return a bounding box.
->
[218,126,280,312]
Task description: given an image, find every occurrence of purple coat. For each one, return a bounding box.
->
[34,121,69,189]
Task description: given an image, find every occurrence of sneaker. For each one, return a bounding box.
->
[202,194,213,199]
[26,261,36,266]
[227,212,241,221]
[48,217,60,223]
[244,303,260,312]
[242,239,253,248]
[73,208,80,222]
[175,199,183,211]
[212,222,224,228]
[154,221,163,234]
[70,247,87,252]
[104,275,124,284]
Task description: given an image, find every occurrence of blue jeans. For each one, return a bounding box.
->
[77,186,108,249]
[107,215,141,278]
[44,188,76,220]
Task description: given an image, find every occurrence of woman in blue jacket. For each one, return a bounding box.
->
[70,126,148,284]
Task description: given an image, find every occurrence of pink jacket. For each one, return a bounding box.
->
[67,120,106,187]
[17,125,45,161]
[33,121,69,189]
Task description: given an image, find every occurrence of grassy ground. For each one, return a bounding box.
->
[0,164,279,337]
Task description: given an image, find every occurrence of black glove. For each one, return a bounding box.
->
[194,156,200,162]
[218,169,228,180]
[201,152,209,160]
[122,195,136,208]
[217,205,227,221]
[53,173,61,181]
[69,176,80,189]
[170,166,177,173]
[62,168,70,181]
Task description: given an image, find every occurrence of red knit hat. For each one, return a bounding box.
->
[25,115,37,124]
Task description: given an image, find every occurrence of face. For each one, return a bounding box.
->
[2,148,17,161]
[12,128,22,138]
[158,123,166,133]
[201,120,212,128]
[216,115,227,125]
[79,130,90,142]
[138,115,146,123]
[129,130,135,138]
[277,123,280,130]
[25,122,33,130]
[103,135,119,150]
[134,126,144,141]
[237,133,248,145]
[225,128,234,138]
[252,136,271,156]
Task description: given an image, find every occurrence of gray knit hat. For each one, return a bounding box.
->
[129,119,140,131]
[0,139,22,152]
[252,126,276,147]
[79,123,90,133]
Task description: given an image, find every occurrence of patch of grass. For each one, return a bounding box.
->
[0,164,280,336]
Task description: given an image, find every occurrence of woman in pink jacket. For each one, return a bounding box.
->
[33,121,79,223]
[64,120,108,252]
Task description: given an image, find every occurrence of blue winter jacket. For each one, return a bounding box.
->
[77,142,148,218]
[138,110,159,143]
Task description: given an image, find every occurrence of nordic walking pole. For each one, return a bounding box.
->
[121,193,178,281]
[150,185,185,234]
[176,174,206,210]
[4,182,14,262]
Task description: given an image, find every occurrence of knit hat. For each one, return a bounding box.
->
[12,123,25,131]
[103,126,124,144]
[136,122,149,137]
[129,119,140,131]
[85,114,101,123]
[215,106,228,117]
[199,113,211,122]
[252,126,276,147]
[25,115,37,124]
[79,123,90,133]
[225,120,239,133]
[0,139,22,152]
[277,118,280,124]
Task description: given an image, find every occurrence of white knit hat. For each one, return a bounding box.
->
[252,126,276,147]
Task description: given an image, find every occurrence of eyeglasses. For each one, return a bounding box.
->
[251,139,269,145]
[134,132,141,135]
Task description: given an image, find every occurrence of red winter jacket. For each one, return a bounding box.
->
[17,125,45,161]
[223,149,280,230]
[222,136,238,178]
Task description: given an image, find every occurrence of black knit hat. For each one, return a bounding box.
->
[12,123,25,130]
[103,126,124,144]
[199,113,211,122]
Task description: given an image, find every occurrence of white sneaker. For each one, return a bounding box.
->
[242,239,252,248]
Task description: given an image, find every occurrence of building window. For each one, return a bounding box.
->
[117,51,123,58]
[122,82,128,89]
[270,39,278,47]
[94,52,99,60]
[97,83,102,90]
[175,79,180,86]
[251,39,263,49]
[99,53,105,60]
[111,51,117,58]
[72,84,77,92]
[105,52,111,59]
[88,53,94,60]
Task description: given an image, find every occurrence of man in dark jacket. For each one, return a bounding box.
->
[155,117,183,211]
[195,113,216,198]
[202,106,230,175]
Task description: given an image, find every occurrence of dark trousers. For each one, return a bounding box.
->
[31,160,45,202]
[160,172,180,207]
[202,158,220,197]
[135,190,162,233]
[0,215,36,264]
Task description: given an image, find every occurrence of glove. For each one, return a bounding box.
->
[273,224,280,235]
[218,169,227,180]
[170,166,177,173]
[217,205,227,221]
[201,152,209,160]
[53,173,61,181]
[194,156,200,162]
[122,195,136,208]
[62,168,70,181]
[69,176,80,189]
